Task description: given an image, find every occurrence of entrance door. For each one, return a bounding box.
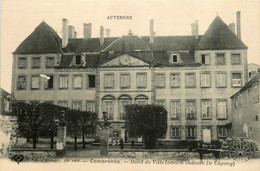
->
[203,128,211,144]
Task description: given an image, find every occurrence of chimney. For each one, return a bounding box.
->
[191,20,199,39]
[68,25,75,38]
[149,19,155,44]
[100,26,104,46]
[228,23,235,34]
[83,23,92,39]
[62,18,68,47]
[105,29,110,38]
[74,31,77,38]
[236,11,241,39]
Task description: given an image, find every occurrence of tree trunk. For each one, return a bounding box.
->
[74,135,77,150]
[26,137,30,143]
[33,137,37,149]
[82,132,85,149]
[50,135,54,149]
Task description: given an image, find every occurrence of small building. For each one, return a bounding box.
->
[231,73,260,146]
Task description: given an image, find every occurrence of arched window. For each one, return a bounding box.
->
[135,95,148,105]
[118,95,132,120]
[102,95,115,120]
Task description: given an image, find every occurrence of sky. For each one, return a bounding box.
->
[1,0,260,93]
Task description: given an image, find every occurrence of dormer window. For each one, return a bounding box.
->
[76,55,81,65]
[172,54,178,63]
[201,54,210,65]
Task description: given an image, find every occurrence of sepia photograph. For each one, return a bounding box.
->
[0,0,259,170]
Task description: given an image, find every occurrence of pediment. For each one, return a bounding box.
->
[101,54,149,66]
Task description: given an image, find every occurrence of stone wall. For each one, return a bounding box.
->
[9,149,56,162]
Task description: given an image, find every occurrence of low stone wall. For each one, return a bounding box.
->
[108,149,214,160]
[9,149,56,162]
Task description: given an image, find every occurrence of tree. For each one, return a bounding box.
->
[12,102,45,149]
[65,109,81,150]
[40,103,68,149]
[124,104,167,149]
[79,111,98,149]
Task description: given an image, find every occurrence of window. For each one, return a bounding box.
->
[88,75,96,88]
[119,97,131,119]
[170,73,180,87]
[186,100,196,119]
[216,73,226,87]
[136,95,148,105]
[31,76,40,89]
[76,55,81,65]
[31,57,41,68]
[170,101,180,119]
[156,74,165,88]
[73,75,82,89]
[171,127,180,138]
[185,73,196,88]
[86,101,95,112]
[58,101,68,107]
[186,126,196,138]
[201,100,211,119]
[232,73,242,87]
[4,99,11,112]
[201,73,211,87]
[103,101,114,120]
[46,57,55,68]
[201,54,210,64]
[136,73,147,88]
[172,54,178,63]
[156,100,166,109]
[104,74,114,88]
[72,102,82,111]
[120,74,130,88]
[18,57,27,69]
[44,75,54,89]
[218,126,229,138]
[217,100,227,119]
[59,75,68,89]
[17,76,26,90]
[215,53,225,65]
[231,54,241,65]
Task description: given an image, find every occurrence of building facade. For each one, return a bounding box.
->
[231,73,260,146]
[11,12,248,143]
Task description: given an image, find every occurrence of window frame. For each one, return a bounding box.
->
[201,54,210,65]
[87,75,96,88]
[17,75,27,90]
[170,72,181,88]
[86,101,96,112]
[135,95,148,105]
[200,72,211,88]
[75,55,82,65]
[155,73,166,88]
[215,72,227,88]
[31,56,41,69]
[18,57,27,69]
[45,56,55,68]
[170,126,181,138]
[120,73,131,89]
[59,75,69,89]
[170,100,181,120]
[104,73,114,89]
[201,99,212,120]
[102,96,115,120]
[230,53,241,65]
[44,75,54,90]
[72,101,82,111]
[136,72,147,88]
[73,74,83,89]
[216,99,228,120]
[217,126,230,138]
[185,99,196,120]
[231,72,242,88]
[185,72,196,88]
[119,95,132,120]
[186,126,197,139]
[215,53,226,65]
[31,75,41,90]
[58,101,68,108]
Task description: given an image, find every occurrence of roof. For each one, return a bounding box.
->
[195,16,248,50]
[142,36,202,51]
[102,35,152,52]
[0,88,14,99]
[13,21,62,54]
[62,38,118,53]
[231,73,260,98]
